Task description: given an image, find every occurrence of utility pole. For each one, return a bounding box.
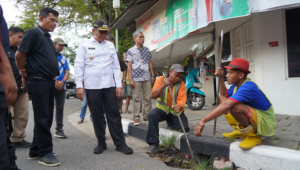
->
[113,0,120,52]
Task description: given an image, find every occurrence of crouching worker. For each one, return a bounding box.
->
[194,58,276,149]
[146,64,190,154]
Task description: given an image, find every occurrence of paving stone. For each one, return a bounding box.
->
[275,114,290,122]
[263,138,300,149]
[286,124,300,132]
[280,134,300,141]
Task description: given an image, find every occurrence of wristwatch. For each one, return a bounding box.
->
[62,80,66,84]
[122,80,126,83]
[152,74,155,77]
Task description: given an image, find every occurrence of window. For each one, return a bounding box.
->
[286,8,300,77]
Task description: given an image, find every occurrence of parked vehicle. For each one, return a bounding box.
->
[66,80,76,98]
[65,90,70,99]
[186,68,205,110]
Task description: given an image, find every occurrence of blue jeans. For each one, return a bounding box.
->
[146,108,190,144]
[79,93,91,120]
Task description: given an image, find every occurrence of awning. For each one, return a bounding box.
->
[151,26,214,69]
[109,0,158,29]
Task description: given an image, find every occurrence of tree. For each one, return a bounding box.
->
[15,0,134,65]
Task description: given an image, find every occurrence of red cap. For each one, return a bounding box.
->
[224,58,251,74]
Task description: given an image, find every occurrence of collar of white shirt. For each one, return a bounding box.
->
[90,36,107,44]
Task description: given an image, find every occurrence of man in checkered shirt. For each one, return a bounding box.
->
[126,30,155,125]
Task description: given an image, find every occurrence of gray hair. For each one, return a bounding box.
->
[106,34,115,43]
[133,30,143,39]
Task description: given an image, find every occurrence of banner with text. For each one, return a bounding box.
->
[136,0,249,51]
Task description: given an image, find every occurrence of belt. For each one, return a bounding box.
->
[29,74,56,80]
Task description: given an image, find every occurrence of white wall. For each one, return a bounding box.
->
[214,10,300,116]
[253,10,300,116]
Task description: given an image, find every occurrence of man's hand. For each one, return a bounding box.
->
[129,79,135,88]
[194,120,205,137]
[116,87,122,99]
[214,67,224,77]
[1,74,18,106]
[76,88,84,101]
[55,80,64,90]
[122,82,125,88]
[171,105,181,113]
[163,77,171,87]
[151,76,155,85]
[21,77,26,91]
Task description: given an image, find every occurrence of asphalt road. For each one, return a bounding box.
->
[15,97,176,170]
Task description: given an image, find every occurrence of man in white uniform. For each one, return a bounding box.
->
[74,19,133,155]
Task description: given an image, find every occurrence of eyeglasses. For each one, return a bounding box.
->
[139,36,145,39]
[99,31,108,34]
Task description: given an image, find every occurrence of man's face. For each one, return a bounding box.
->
[93,29,108,42]
[226,69,243,84]
[54,43,64,53]
[9,32,23,47]
[169,70,183,84]
[40,13,58,32]
[123,52,127,60]
[134,33,145,45]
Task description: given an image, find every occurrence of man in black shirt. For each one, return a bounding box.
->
[8,27,32,148]
[15,7,60,167]
[0,5,18,170]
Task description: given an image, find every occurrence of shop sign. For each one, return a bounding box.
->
[136,0,250,51]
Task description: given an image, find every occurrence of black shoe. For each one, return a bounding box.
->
[93,144,107,154]
[54,131,67,138]
[116,143,133,155]
[146,144,159,154]
[9,157,20,170]
[13,140,31,148]
[29,152,56,160]
[38,153,60,167]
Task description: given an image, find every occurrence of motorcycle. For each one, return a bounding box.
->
[186,68,205,110]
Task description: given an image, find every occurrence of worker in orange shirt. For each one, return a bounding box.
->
[146,64,190,154]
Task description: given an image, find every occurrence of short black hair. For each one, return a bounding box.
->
[39,7,59,18]
[106,34,115,43]
[123,49,128,53]
[8,27,24,35]
[236,70,248,79]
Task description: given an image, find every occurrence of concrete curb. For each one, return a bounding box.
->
[121,118,300,169]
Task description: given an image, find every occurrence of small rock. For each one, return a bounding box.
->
[213,158,233,170]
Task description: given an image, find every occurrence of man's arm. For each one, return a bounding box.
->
[56,70,70,91]
[194,99,236,137]
[15,51,27,91]
[151,77,171,99]
[74,43,85,101]
[122,69,127,88]
[149,60,155,85]
[215,67,227,96]
[127,61,135,88]
[0,45,17,106]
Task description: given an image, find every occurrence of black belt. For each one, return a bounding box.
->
[29,74,56,80]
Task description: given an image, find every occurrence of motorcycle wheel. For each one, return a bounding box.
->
[187,94,205,110]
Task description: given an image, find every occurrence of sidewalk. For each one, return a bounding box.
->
[121,99,300,150]
[119,99,300,169]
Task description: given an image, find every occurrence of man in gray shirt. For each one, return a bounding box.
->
[126,30,155,125]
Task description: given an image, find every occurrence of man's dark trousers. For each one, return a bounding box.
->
[0,82,9,170]
[27,75,55,157]
[146,108,190,144]
[54,89,66,132]
[86,87,125,146]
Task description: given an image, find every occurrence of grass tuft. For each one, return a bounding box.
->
[159,133,179,148]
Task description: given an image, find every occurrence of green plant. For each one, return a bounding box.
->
[226,137,236,142]
[192,158,210,170]
[159,133,179,148]
[282,129,285,131]
[275,136,281,140]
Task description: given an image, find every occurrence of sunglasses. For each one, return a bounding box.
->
[99,30,108,34]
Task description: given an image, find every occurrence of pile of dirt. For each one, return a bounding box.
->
[149,145,193,169]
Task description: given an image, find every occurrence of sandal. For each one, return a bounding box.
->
[125,110,131,113]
